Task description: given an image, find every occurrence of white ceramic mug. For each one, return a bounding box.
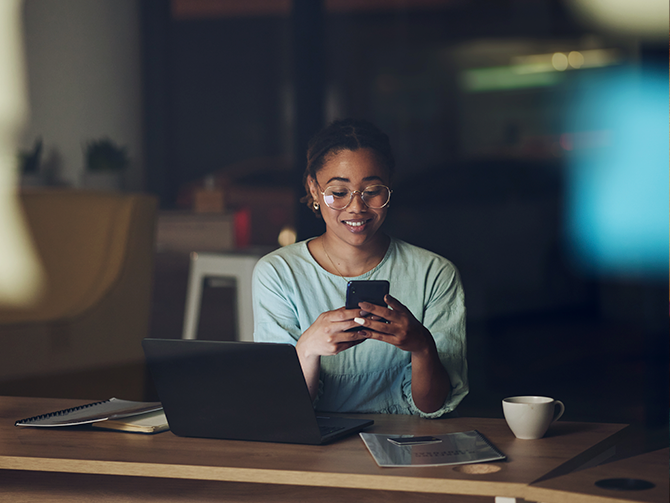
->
[502,396,565,440]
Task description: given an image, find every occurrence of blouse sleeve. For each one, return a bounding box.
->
[251,256,303,345]
[401,260,468,418]
[251,254,327,406]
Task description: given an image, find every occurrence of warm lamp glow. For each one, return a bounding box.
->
[551,53,569,72]
[567,0,668,41]
[277,226,297,247]
[0,0,45,307]
[568,51,584,69]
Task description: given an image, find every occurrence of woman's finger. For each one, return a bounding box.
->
[383,294,408,313]
[353,316,393,335]
[357,301,395,321]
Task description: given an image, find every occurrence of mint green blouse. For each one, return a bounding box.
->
[251,237,468,418]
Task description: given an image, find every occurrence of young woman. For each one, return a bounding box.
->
[252,119,467,418]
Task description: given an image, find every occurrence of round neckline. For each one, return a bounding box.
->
[305,237,394,280]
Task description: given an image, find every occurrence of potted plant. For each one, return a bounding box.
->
[81,137,129,190]
[18,137,43,186]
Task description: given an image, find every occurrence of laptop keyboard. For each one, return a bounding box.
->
[319,425,346,437]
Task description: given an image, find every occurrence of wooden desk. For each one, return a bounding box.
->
[527,447,669,503]
[0,396,648,502]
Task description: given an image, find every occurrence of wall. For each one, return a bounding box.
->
[20,0,143,190]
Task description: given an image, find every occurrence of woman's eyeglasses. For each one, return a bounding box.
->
[318,184,392,210]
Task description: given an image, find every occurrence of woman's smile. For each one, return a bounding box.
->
[342,217,372,232]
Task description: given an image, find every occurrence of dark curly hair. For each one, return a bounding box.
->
[301,118,395,216]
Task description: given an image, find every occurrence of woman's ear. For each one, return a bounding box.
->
[307,176,319,202]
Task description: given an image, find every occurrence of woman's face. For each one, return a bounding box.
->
[309,148,391,249]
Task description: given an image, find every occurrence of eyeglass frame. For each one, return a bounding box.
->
[314,180,393,210]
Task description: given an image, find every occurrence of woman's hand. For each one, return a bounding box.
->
[296,306,370,400]
[355,294,451,414]
[354,295,433,354]
[297,307,371,358]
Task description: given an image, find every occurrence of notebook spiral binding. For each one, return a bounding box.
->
[15,399,110,425]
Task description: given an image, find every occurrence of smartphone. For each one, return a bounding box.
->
[345,280,389,332]
[387,436,442,446]
[345,280,390,310]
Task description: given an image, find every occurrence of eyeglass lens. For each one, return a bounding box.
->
[323,185,390,209]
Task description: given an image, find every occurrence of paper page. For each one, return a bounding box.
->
[360,430,506,467]
[92,410,169,433]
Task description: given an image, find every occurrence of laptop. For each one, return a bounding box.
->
[142,338,373,445]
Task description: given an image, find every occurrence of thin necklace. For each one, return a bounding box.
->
[322,239,348,280]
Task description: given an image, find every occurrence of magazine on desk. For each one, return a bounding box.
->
[360,430,506,467]
[14,397,166,433]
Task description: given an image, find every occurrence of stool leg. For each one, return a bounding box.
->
[182,254,204,339]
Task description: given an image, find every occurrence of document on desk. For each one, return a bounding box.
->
[14,398,163,428]
[360,430,506,467]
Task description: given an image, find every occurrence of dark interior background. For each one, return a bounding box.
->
[140,0,668,441]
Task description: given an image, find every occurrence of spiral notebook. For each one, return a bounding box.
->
[360,430,506,467]
[14,398,162,428]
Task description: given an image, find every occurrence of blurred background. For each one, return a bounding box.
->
[3,0,667,441]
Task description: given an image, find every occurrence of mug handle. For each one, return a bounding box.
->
[552,400,565,423]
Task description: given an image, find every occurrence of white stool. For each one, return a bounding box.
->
[182,252,262,342]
